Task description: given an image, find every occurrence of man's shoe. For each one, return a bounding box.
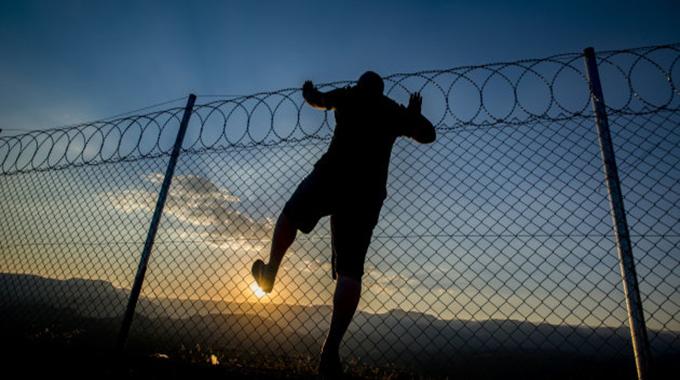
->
[318,351,342,378]
[251,259,275,293]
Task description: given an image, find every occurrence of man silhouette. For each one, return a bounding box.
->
[252,71,435,376]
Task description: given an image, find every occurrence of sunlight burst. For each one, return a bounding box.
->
[250,282,267,298]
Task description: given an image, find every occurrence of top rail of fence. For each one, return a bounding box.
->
[1,43,678,175]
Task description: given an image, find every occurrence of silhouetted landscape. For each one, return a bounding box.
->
[2,273,679,379]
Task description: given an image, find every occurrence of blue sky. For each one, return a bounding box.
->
[1,0,679,133]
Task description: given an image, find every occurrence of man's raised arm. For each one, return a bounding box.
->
[402,92,436,144]
[302,80,345,110]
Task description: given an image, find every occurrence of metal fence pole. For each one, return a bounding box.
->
[583,47,651,380]
[116,93,197,351]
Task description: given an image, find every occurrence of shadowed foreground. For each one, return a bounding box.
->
[6,331,671,380]
[5,333,680,380]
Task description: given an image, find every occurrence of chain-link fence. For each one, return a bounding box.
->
[1,44,679,379]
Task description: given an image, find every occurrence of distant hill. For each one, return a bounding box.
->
[2,272,679,374]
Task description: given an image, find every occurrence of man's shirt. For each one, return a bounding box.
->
[312,86,416,202]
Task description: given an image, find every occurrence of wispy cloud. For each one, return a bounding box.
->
[105,173,273,253]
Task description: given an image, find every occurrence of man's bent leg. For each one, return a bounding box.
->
[267,212,297,274]
[321,275,361,364]
[252,212,297,293]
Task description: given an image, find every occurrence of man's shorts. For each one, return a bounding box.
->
[282,169,383,280]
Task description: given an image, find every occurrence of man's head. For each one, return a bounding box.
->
[357,71,384,96]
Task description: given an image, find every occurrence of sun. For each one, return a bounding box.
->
[250,282,267,299]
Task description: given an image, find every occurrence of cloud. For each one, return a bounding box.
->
[105,173,273,252]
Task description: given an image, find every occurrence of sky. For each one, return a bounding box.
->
[0,0,678,335]
[0,0,679,134]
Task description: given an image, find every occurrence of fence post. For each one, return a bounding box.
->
[116,93,197,351]
[583,47,651,380]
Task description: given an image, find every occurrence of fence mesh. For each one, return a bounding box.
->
[1,44,679,378]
